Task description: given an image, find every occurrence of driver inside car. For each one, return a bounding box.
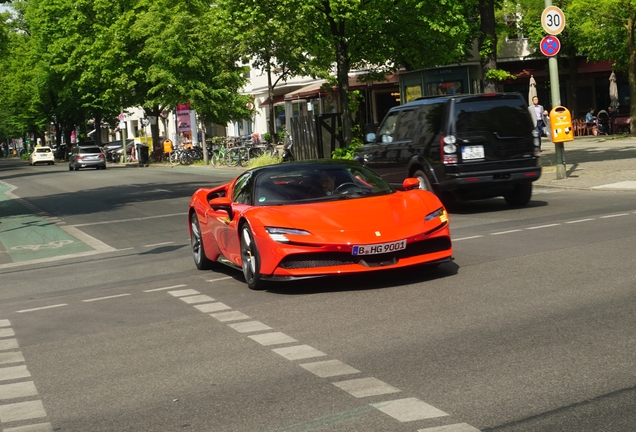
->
[319,172,337,195]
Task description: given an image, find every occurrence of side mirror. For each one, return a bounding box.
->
[209,197,233,220]
[402,178,420,191]
[365,132,376,143]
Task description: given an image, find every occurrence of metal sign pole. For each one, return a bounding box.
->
[545,0,567,179]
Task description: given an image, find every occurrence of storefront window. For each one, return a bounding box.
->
[428,81,463,96]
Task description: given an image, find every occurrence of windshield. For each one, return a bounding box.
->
[254,163,394,206]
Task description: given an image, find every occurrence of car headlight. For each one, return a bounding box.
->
[425,207,448,223]
[265,227,311,243]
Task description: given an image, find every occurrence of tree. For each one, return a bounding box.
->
[568,0,636,135]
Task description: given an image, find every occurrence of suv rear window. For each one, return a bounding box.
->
[79,147,102,154]
[454,97,532,137]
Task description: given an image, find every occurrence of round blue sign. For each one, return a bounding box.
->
[540,36,561,57]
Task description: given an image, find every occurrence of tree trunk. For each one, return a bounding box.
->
[336,38,352,146]
[479,0,498,94]
[94,112,102,147]
[267,63,277,145]
[628,15,636,136]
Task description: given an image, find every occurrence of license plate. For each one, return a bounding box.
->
[462,145,484,160]
[352,239,407,256]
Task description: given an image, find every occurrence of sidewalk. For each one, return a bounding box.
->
[536,134,636,191]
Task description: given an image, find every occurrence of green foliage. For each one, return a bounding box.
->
[248,153,281,168]
[485,69,516,81]
[262,132,271,143]
[331,140,362,160]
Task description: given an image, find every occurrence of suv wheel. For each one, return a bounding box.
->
[413,170,433,192]
[504,183,532,207]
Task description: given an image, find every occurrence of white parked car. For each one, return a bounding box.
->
[30,146,55,166]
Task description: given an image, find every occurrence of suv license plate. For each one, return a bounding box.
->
[352,239,407,256]
[462,145,484,160]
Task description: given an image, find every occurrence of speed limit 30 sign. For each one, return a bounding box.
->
[542,6,566,35]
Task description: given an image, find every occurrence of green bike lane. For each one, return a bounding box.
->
[0,180,117,269]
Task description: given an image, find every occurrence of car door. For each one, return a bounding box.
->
[215,171,253,265]
[365,109,417,184]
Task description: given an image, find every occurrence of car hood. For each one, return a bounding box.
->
[247,191,443,243]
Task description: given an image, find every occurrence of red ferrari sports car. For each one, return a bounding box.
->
[188,160,453,290]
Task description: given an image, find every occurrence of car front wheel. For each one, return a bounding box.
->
[240,224,266,290]
[413,170,433,192]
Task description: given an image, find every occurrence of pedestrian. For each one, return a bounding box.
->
[529,96,548,145]
[585,108,596,126]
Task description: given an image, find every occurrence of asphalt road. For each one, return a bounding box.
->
[0,159,635,432]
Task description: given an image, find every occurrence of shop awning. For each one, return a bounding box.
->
[259,95,286,107]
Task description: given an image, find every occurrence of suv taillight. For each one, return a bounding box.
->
[440,135,458,164]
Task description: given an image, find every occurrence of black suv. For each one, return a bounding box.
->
[355,93,541,206]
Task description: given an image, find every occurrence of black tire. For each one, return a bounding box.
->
[190,213,214,270]
[504,183,533,207]
[240,224,266,290]
[413,170,433,192]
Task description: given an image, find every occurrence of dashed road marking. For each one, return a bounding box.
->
[272,345,327,361]
[82,294,130,303]
[193,302,231,313]
[333,377,401,398]
[0,351,25,365]
[0,339,19,351]
[143,284,187,292]
[300,360,361,378]
[418,424,481,432]
[452,236,484,241]
[0,328,15,338]
[0,400,47,423]
[526,223,561,230]
[210,311,251,322]
[227,321,272,333]
[207,276,233,283]
[0,381,38,401]
[179,295,215,304]
[248,332,298,346]
[600,213,629,218]
[17,304,67,313]
[491,229,522,235]
[144,242,174,247]
[168,289,201,297]
[0,365,31,382]
[0,320,10,327]
[566,218,595,224]
[371,397,448,422]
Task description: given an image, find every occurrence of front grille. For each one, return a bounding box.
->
[278,237,452,270]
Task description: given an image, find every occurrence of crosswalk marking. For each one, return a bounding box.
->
[228,321,272,333]
[193,302,231,313]
[0,366,31,382]
[168,289,200,297]
[0,339,19,351]
[417,423,481,432]
[0,352,25,365]
[0,320,10,327]
[0,328,15,338]
[179,295,215,304]
[0,400,47,423]
[3,423,53,432]
[210,311,251,322]
[0,381,38,401]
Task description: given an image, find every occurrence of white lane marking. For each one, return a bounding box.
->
[210,311,251,322]
[228,321,272,333]
[0,339,19,351]
[418,424,481,432]
[600,213,630,218]
[0,352,25,365]
[0,249,119,270]
[333,377,401,398]
[144,242,174,247]
[180,295,215,305]
[193,303,231,313]
[0,328,15,338]
[207,276,233,283]
[248,332,298,346]
[452,235,483,241]
[143,284,187,292]
[0,320,10,327]
[82,294,131,303]
[118,247,135,251]
[272,345,327,361]
[300,360,361,378]
[592,181,636,189]
[371,397,448,422]
[526,223,561,230]
[60,225,117,253]
[0,381,38,400]
[0,366,31,382]
[0,400,47,423]
[4,423,54,431]
[491,229,522,235]
[69,213,186,227]
[566,218,595,224]
[168,289,200,297]
[17,304,67,313]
